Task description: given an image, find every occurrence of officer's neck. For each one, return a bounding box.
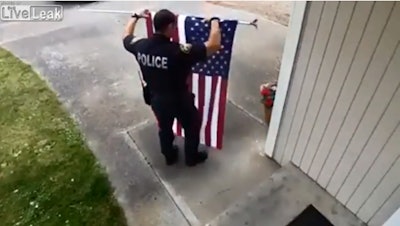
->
[154,32,171,40]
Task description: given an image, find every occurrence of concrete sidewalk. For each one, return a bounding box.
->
[1,1,287,225]
[128,102,279,225]
[207,164,366,226]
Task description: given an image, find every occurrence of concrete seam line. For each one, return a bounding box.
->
[118,119,150,134]
[228,99,265,125]
[124,131,200,226]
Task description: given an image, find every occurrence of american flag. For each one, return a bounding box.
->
[145,11,238,149]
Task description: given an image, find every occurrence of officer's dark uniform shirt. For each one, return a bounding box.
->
[123,34,207,98]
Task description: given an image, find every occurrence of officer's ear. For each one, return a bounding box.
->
[167,23,176,31]
[164,23,175,38]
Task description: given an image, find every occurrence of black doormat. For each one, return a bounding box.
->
[286,205,334,226]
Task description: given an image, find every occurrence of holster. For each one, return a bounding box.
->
[137,70,152,106]
[142,85,152,106]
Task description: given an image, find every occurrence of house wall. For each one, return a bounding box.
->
[272,1,400,225]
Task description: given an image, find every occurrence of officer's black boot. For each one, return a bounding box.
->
[185,151,208,167]
[183,129,207,166]
[165,145,179,165]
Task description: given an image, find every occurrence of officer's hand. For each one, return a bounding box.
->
[202,16,221,23]
[131,9,148,19]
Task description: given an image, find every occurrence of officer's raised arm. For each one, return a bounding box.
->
[123,11,146,55]
[178,17,221,64]
[204,18,222,56]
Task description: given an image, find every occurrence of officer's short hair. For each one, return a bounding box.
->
[153,9,176,32]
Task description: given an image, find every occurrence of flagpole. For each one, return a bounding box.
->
[78,8,258,28]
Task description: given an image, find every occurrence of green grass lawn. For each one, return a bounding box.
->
[0,48,127,226]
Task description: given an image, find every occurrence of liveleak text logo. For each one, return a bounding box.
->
[0,4,63,21]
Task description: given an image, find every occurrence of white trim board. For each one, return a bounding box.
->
[264,1,307,158]
[383,207,400,226]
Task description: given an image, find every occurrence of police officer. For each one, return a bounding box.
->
[123,9,222,167]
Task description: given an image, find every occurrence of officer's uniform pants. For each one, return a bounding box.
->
[150,93,201,162]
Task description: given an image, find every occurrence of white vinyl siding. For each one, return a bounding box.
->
[273,2,400,225]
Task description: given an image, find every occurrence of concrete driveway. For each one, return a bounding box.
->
[1,1,287,225]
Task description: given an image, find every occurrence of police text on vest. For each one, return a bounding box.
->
[137,52,168,69]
